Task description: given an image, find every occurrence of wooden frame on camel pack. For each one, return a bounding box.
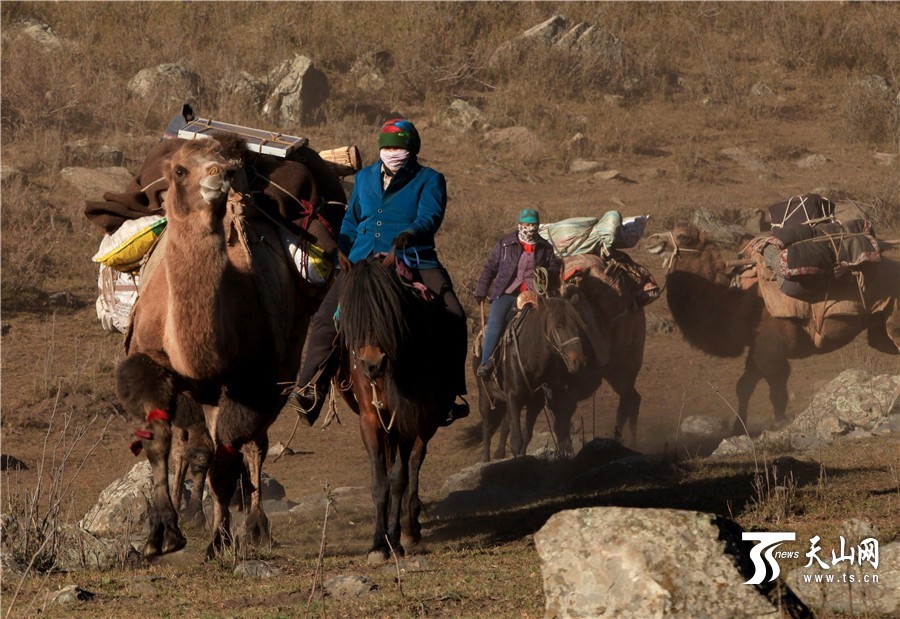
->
[178,116,362,177]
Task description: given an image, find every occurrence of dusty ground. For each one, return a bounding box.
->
[2,93,899,617]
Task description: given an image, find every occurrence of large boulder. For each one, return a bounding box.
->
[79,460,156,537]
[262,54,330,125]
[127,64,201,104]
[491,15,625,86]
[217,69,267,110]
[535,507,809,618]
[60,166,134,201]
[789,370,899,441]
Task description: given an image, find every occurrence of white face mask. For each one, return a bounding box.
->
[380,148,410,172]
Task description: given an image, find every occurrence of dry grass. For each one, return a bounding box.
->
[3,3,900,617]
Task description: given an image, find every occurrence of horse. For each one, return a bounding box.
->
[337,255,461,564]
[476,295,593,460]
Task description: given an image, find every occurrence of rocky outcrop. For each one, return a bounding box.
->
[263,54,330,125]
[535,507,809,618]
[127,64,201,104]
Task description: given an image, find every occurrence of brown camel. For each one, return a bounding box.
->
[646,222,900,434]
[115,135,313,557]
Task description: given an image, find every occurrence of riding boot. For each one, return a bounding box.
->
[289,274,344,425]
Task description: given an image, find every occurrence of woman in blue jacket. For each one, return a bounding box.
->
[290,119,468,425]
[474,209,561,379]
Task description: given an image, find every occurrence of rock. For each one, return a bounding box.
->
[569,159,604,173]
[80,460,155,537]
[873,151,898,166]
[217,69,266,109]
[46,585,94,605]
[1,551,25,579]
[483,126,542,157]
[323,574,378,598]
[0,164,27,185]
[443,98,484,132]
[127,64,200,103]
[603,94,626,106]
[679,415,728,437]
[12,18,64,49]
[267,442,295,457]
[261,498,298,514]
[535,507,807,618]
[263,54,329,125]
[64,139,125,167]
[750,81,774,97]
[259,473,286,500]
[787,541,899,615]
[593,169,624,181]
[56,525,143,571]
[491,15,624,84]
[348,51,394,94]
[796,154,829,169]
[790,370,900,440]
[234,560,282,578]
[59,166,133,201]
[873,412,900,434]
[719,147,769,172]
[711,434,755,457]
[0,454,28,471]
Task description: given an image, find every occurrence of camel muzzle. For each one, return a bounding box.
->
[199,165,233,205]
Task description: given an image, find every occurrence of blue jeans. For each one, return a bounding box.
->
[481,294,517,365]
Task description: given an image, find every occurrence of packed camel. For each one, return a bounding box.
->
[646,222,900,434]
[114,135,319,557]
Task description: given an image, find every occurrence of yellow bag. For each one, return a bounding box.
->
[92,215,167,272]
[279,227,332,286]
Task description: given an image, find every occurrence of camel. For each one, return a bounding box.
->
[115,134,314,557]
[646,222,900,434]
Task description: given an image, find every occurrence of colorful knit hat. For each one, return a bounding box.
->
[377,118,420,154]
[518,208,540,224]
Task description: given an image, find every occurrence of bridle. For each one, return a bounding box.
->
[656,230,702,296]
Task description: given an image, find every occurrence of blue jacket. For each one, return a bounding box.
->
[339,157,446,270]
[475,232,561,301]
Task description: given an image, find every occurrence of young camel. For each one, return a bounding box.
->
[646,222,900,434]
[116,135,309,557]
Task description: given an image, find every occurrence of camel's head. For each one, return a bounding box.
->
[646,223,730,284]
[165,135,245,219]
[646,222,704,260]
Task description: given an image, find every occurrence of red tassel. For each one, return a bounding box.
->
[147,409,170,423]
[215,444,241,460]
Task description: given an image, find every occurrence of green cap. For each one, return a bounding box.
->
[518,208,540,224]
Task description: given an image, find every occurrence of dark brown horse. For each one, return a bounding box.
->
[337,255,460,564]
[476,296,593,460]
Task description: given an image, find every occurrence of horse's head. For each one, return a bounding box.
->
[542,297,588,374]
[165,134,245,221]
[339,256,409,380]
[353,342,388,381]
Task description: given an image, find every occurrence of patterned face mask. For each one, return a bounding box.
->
[518,222,538,244]
[380,148,410,172]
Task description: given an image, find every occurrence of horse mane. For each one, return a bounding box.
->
[515,297,589,361]
[340,258,455,436]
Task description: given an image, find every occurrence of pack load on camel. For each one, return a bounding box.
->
[734,193,891,349]
[85,105,359,334]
